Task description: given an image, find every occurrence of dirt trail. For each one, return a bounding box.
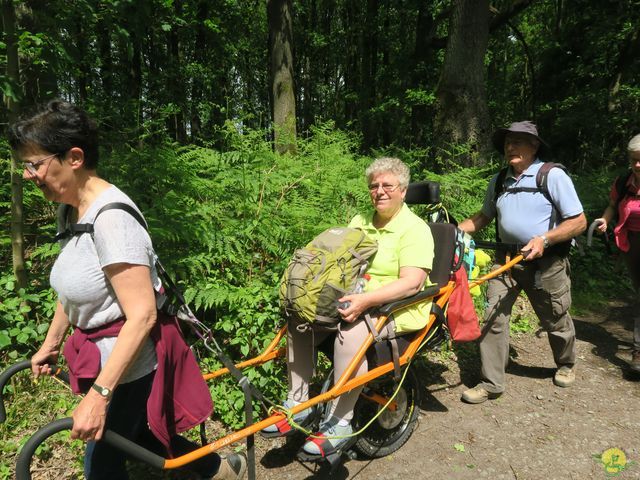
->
[254,300,640,480]
[8,301,639,480]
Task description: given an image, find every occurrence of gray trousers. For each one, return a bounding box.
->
[286,319,369,422]
[479,254,576,394]
[623,231,640,351]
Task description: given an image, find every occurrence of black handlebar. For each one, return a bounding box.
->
[586,219,611,254]
[473,240,525,252]
[14,417,166,479]
[0,360,69,424]
[0,360,166,479]
[587,219,607,246]
[0,360,30,423]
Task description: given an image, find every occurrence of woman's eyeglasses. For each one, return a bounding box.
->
[23,153,58,176]
[368,183,400,193]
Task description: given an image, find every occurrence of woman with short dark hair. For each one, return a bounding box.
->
[10,100,245,480]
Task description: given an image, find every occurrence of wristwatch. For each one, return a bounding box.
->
[91,382,113,400]
[539,235,550,249]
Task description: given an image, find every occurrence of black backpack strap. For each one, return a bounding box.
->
[535,162,572,257]
[53,201,148,242]
[535,162,566,231]
[493,167,509,243]
[94,202,148,230]
[614,170,633,213]
[492,167,509,204]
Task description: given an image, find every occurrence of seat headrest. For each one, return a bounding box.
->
[428,222,458,287]
[405,181,441,205]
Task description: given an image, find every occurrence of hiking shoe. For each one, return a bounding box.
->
[261,400,312,438]
[630,351,640,373]
[211,453,246,480]
[553,366,575,387]
[461,385,500,404]
[301,420,353,457]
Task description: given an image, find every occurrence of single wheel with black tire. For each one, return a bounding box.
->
[351,366,421,458]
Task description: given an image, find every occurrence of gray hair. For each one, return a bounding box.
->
[365,157,410,189]
[628,134,640,153]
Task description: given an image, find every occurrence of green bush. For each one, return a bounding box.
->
[1,124,373,425]
[1,124,625,428]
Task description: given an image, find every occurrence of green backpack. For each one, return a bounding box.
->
[279,227,378,330]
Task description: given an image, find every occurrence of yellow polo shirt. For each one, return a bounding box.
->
[349,203,435,333]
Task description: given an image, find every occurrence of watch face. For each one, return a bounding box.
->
[100,388,109,396]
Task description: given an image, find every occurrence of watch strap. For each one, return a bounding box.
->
[91,382,113,400]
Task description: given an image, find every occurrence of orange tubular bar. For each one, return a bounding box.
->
[361,392,398,411]
[163,284,455,469]
[468,254,524,290]
[165,260,524,469]
[202,325,288,380]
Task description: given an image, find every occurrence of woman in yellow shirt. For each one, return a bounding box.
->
[264,157,434,459]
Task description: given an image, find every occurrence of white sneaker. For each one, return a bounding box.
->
[261,399,312,437]
[302,420,353,456]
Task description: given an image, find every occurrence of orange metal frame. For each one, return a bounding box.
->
[161,254,524,469]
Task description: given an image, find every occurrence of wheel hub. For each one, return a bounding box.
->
[376,387,408,429]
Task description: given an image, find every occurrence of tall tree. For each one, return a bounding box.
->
[359,0,378,150]
[434,0,491,167]
[2,0,27,289]
[268,0,297,154]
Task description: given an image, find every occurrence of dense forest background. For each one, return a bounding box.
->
[0,0,638,426]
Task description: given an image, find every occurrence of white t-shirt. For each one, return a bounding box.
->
[50,186,158,383]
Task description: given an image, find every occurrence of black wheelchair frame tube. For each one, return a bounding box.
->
[15,417,166,480]
[1,360,165,478]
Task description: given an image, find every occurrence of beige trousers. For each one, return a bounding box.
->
[286,319,369,422]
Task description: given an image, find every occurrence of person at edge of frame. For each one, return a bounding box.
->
[10,100,246,480]
[595,133,640,373]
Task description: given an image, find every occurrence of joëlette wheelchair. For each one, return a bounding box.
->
[0,181,523,479]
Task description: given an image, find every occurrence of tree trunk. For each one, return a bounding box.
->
[2,0,28,289]
[97,14,113,103]
[607,26,640,113]
[359,0,378,150]
[20,2,57,107]
[167,0,186,143]
[342,0,360,126]
[267,0,297,154]
[410,2,434,145]
[434,0,491,167]
[74,22,89,103]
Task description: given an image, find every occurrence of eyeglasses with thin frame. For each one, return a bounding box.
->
[23,153,58,176]
[368,183,400,193]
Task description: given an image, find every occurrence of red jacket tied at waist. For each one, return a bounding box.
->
[63,312,213,450]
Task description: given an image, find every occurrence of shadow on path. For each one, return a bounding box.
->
[573,304,640,381]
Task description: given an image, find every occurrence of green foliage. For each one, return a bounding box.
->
[0,271,56,361]
[0,372,82,479]
[412,162,497,240]
[570,167,634,311]
[1,125,371,425]
[0,123,628,432]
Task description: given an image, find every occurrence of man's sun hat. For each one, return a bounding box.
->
[492,120,550,157]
